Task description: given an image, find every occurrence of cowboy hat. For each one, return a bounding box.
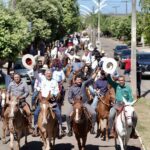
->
[41,64,48,70]
[88,43,94,52]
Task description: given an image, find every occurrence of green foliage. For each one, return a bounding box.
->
[0,6,32,60]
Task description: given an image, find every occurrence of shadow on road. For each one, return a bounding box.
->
[115,145,141,150]
[86,144,100,150]
[141,90,150,97]
[21,141,43,150]
[55,143,74,150]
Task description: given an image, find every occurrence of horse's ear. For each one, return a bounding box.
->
[80,96,82,101]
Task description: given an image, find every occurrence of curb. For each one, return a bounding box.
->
[136,129,146,150]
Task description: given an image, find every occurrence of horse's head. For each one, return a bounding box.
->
[124,105,135,127]
[8,96,19,119]
[40,100,50,126]
[107,85,115,105]
[123,97,136,127]
[73,97,84,124]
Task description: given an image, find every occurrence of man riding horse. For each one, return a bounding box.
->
[66,68,100,137]
[6,73,33,133]
[91,70,108,110]
[33,69,65,137]
[107,74,138,138]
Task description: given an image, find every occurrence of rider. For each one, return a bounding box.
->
[33,69,65,137]
[107,74,138,138]
[66,69,99,137]
[91,70,108,110]
[7,73,33,133]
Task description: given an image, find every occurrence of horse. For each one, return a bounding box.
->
[115,98,137,150]
[96,85,115,141]
[72,98,91,150]
[0,88,7,119]
[2,96,28,150]
[38,99,58,150]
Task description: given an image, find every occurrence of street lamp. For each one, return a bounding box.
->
[95,0,107,52]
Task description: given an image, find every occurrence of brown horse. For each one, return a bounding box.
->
[2,96,28,150]
[72,98,91,150]
[0,88,7,119]
[38,99,58,150]
[96,85,115,141]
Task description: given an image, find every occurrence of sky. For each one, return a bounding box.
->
[78,0,141,15]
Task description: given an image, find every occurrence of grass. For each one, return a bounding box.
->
[135,98,150,150]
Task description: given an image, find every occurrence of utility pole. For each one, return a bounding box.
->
[122,0,128,15]
[112,6,120,15]
[131,0,137,98]
[97,0,101,52]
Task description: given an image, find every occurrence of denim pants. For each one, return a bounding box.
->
[31,90,39,106]
[91,96,99,110]
[108,105,138,130]
[34,104,62,126]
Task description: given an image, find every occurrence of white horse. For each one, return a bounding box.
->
[115,98,137,150]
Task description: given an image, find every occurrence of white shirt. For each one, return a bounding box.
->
[53,70,65,83]
[33,71,46,91]
[91,60,98,70]
[65,49,78,63]
[82,53,91,64]
[41,79,59,98]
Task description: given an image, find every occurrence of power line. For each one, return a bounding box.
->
[112,6,120,14]
[121,0,129,14]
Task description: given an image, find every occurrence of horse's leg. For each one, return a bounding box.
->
[115,137,118,150]
[45,137,50,150]
[96,119,100,138]
[106,119,109,141]
[75,135,82,150]
[2,120,7,144]
[118,135,124,150]
[24,128,28,145]
[103,119,107,141]
[16,131,22,150]
[81,136,87,150]
[9,132,14,150]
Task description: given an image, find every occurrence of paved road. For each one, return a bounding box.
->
[0,37,145,150]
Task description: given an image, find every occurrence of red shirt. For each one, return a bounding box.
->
[124,59,131,70]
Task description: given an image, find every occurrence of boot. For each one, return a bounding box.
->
[58,125,66,139]
[90,123,95,134]
[32,125,39,137]
[130,128,138,139]
[66,117,73,137]
[27,115,34,134]
[108,128,114,138]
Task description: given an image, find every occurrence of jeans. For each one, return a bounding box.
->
[91,96,99,110]
[34,104,62,126]
[31,90,39,106]
[88,85,95,96]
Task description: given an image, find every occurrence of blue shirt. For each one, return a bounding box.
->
[94,79,108,95]
[72,62,84,72]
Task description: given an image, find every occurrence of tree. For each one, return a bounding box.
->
[61,0,80,35]
[0,6,32,61]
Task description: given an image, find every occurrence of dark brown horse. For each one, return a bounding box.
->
[96,85,115,141]
[72,98,91,150]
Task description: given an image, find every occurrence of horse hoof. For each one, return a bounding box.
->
[2,140,6,144]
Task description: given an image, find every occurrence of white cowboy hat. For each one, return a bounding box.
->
[22,54,36,70]
[41,64,48,70]
[102,58,117,74]
[88,43,94,52]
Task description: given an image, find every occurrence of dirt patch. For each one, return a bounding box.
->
[135,99,150,150]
